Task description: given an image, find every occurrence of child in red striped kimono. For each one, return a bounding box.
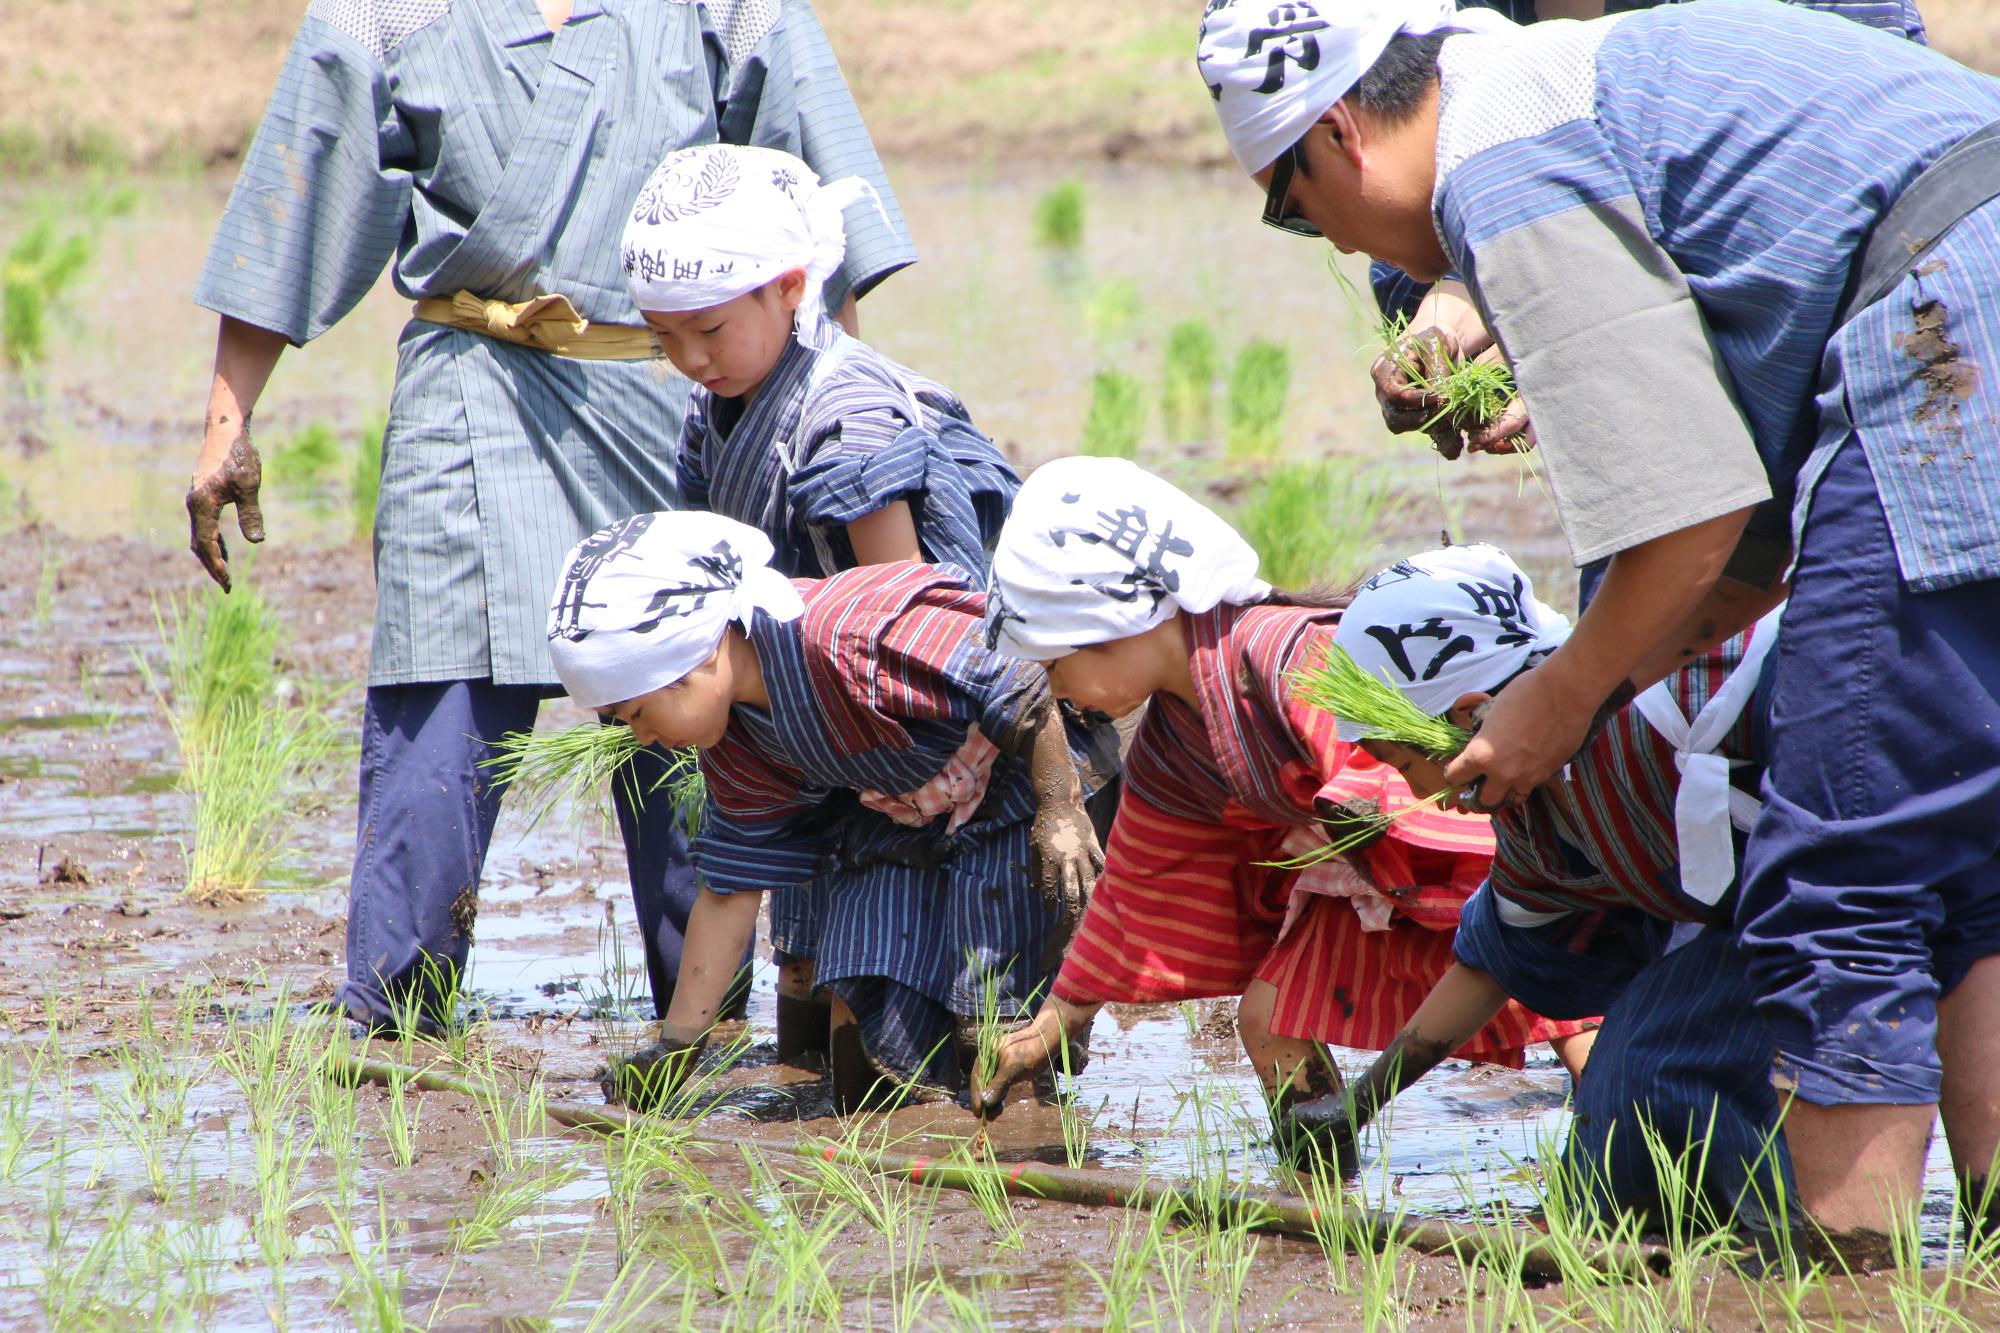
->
[973,458,1592,1159]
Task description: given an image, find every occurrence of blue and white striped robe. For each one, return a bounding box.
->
[694,562,1088,1086]
[194,0,915,686]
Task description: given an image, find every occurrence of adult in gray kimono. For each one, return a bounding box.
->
[182,0,915,1034]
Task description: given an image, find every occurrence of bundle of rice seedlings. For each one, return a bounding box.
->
[266,421,342,489]
[1236,458,1405,589]
[1083,278,1139,342]
[1032,180,1086,250]
[182,699,338,901]
[2,216,91,369]
[1292,643,1470,761]
[482,723,706,837]
[149,583,282,749]
[1225,338,1290,462]
[1079,369,1144,460]
[1160,319,1217,443]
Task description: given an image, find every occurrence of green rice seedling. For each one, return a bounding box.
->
[2,215,92,369]
[1084,277,1140,342]
[932,1279,998,1333]
[1081,1200,1170,1327]
[1225,338,1291,462]
[1234,458,1404,590]
[955,1140,1025,1252]
[353,414,385,541]
[149,581,282,746]
[1160,318,1217,444]
[719,1148,848,1324]
[381,1068,423,1168]
[482,722,705,838]
[307,1027,363,1207]
[265,420,342,490]
[1032,179,1086,250]
[453,1154,583,1253]
[1079,369,1145,460]
[333,1193,413,1333]
[1292,644,1470,761]
[180,699,338,899]
[1054,1035,1091,1169]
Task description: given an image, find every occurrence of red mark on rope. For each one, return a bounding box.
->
[1008,1163,1030,1183]
[909,1158,932,1182]
[823,1145,838,1161]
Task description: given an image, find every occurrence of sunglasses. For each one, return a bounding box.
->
[1261,139,1322,238]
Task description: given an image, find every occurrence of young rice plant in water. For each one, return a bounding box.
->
[266,420,342,490]
[1226,338,1291,462]
[1160,318,1217,443]
[1236,458,1402,590]
[1031,179,1086,250]
[1080,369,1145,460]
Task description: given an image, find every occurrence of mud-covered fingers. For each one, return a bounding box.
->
[1465,404,1535,456]
[222,432,267,543]
[185,482,232,591]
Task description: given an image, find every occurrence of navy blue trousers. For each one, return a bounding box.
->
[1564,928,1796,1237]
[1738,439,2000,1105]
[337,681,707,1027]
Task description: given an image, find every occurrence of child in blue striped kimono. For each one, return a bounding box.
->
[617,144,1026,1069]
[545,514,1104,1111]
[1285,544,1796,1241]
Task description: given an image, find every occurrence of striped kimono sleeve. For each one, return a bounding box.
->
[676,396,715,512]
[724,0,916,310]
[691,738,827,893]
[193,10,415,344]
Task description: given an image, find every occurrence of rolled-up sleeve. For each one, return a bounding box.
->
[1439,128,1771,566]
[193,16,413,344]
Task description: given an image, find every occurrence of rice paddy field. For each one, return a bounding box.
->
[6,6,2000,1320]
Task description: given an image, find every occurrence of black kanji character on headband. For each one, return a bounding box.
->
[1054,504,1195,611]
[630,542,745,633]
[550,513,658,642]
[1458,578,1535,649]
[984,576,1027,651]
[1247,3,1331,94]
[1363,616,1478,682]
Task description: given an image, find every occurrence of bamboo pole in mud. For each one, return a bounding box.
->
[333,1054,1670,1285]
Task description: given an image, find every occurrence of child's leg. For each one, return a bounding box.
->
[1552,1028,1598,1081]
[1936,954,2000,1238]
[775,954,830,1061]
[1242,978,1353,1168]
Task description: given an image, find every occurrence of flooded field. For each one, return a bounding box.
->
[0,162,1983,1328]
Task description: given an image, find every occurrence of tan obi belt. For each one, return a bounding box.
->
[411,291,663,361]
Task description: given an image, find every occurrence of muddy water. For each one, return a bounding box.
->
[0,162,1971,1325]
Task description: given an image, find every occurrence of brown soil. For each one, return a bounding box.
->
[6,0,1994,176]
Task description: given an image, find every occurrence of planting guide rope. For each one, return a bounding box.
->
[333,1053,1671,1285]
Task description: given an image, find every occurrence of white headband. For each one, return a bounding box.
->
[984,457,1270,661]
[1197,0,1512,173]
[546,511,805,710]
[1332,544,1570,741]
[620,144,883,333]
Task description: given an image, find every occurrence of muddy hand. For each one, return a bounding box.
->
[1030,798,1102,973]
[1371,327,1464,459]
[601,1036,702,1113]
[186,429,267,592]
[973,1012,1063,1118]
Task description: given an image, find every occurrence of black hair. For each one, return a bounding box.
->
[1261,578,1362,612]
[1349,30,1453,125]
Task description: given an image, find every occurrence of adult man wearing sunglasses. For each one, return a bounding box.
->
[1198,0,2000,1262]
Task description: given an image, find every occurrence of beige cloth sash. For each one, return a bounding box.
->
[412,291,663,361]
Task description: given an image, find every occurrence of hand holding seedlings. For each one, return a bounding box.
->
[971,997,1093,1119]
[600,1035,704,1111]
[186,427,267,593]
[1022,699,1105,972]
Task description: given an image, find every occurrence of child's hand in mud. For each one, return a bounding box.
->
[1029,796,1102,972]
[972,1009,1074,1118]
[600,1036,703,1112]
[186,428,267,593]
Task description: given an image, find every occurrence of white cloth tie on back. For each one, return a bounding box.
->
[1630,604,1785,906]
[1197,0,1514,173]
[620,144,890,334]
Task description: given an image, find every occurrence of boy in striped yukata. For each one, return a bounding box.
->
[971,459,1591,1160]
[1287,546,1796,1239]
[618,144,1023,1061]
[1199,0,2000,1253]
[544,514,1104,1110]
